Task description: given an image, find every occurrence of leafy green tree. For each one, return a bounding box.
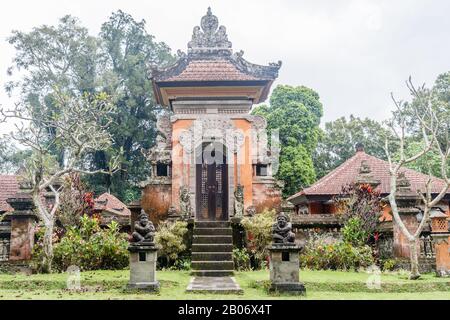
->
[86,10,175,200]
[252,85,323,196]
[0,136,31,174]
[314,115,395,179]
[6,11,175,202]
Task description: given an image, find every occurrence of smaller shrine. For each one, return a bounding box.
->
[127,209,159,292]
[268,213,305,294]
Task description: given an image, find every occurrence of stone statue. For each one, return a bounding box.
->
[272,213,295,244]
[234,185,244,218]
[132,210,155,244]
[179,186,192,218]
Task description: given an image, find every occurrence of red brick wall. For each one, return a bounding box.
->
[141,184,171,226]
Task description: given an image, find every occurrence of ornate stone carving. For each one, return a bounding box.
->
[156,115,172,144]
[225,130,245,154]
[179,186,192,218]
[234,185,244,218]
[131,210,156,244]
[272,213,296,244]
[188,7,232,56]
[245,206,256,217]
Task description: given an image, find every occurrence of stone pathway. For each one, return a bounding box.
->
[186,277,243,294]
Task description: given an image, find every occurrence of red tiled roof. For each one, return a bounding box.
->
[162,59,259,82]
[93,193,130,216]
[0,175,19,212]
[288,151,449,201]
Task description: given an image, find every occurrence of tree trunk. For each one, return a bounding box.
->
[409,239,421,280]
[41,221,54,273]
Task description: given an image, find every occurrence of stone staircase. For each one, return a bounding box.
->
[191,221,234,276]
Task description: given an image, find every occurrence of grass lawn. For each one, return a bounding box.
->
[0,269,449,300]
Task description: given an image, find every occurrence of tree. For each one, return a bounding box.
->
[314,115,395,179]
[0,89,119,273]
[6,12,175,202]
[252,85,323,196]
[384,76,449,279]
[86,10,175,200]
[0,135,31,174]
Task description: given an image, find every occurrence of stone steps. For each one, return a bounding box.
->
[195,221,230,228]
[192,260,234,270]
[193,235,233,244]
[190,270,235,277]
[192,243,233,252]
[194,228,232,236]
[191,221,234,277]
[192,252,232,261]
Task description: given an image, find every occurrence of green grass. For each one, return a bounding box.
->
[0,269,449,300]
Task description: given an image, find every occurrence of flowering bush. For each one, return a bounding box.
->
[155,220,189,268]
[50,215,129,272]
[300,237,374,271]
[334,183,382,246]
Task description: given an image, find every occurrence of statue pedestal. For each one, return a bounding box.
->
[128,244,159,292]
[268,244,305,295]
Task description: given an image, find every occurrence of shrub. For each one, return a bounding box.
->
[381,259,397,271]
[155,220,188,267]
[334,183,382,246]
[342,216,370,246]
[300,239,374,271]
[241,209,276,269]
[48,215,129,272]
[233,248,251,271]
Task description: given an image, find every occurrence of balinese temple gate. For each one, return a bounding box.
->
[143,8,282,224]
[141,8,283,277]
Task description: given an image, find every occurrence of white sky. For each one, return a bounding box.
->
[0,0,449,135]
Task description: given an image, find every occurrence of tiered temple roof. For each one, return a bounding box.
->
[288,148,450,205]
[151,8,281,107]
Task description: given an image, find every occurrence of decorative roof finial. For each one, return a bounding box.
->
[188,7,232,56]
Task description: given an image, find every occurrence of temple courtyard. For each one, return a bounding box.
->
[0,269,448,300]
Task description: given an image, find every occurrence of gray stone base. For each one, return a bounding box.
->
[186,277,243,294]
[269,282,306,295]
[127,281,160,292]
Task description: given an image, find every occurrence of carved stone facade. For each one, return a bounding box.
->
[141,8,282,222]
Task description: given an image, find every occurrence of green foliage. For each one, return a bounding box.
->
[341,217,370,247]
[155,220,188,266]
[300,240,374,271]
[314,115,395,179]
[381,259,397,271]
[33,215,129,272]
[396,139,446,178]
[232,248,251,271]
[252,85,323,196]
[334,183,382,246]
[241,209,276,268]
[277,145,316,197]
[6,11,175,202]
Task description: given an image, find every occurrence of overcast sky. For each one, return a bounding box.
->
[0,0,449,134]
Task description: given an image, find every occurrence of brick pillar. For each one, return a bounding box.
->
[6,185,38,261]
[430,211,450,277]
[392,173,421,259]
